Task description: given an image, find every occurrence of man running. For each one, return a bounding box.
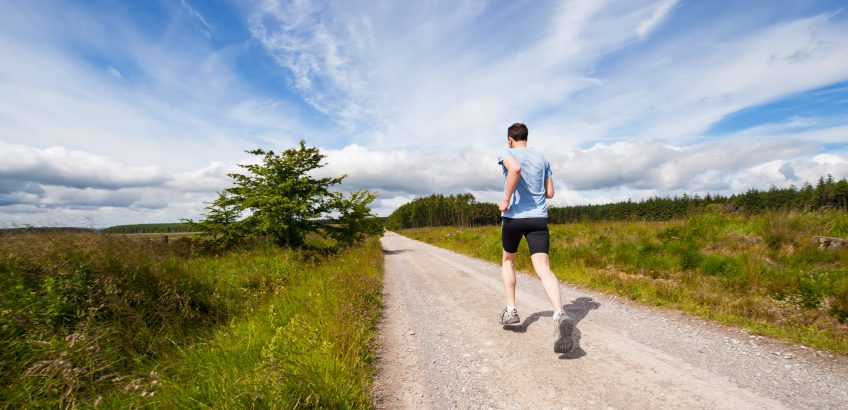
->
[497,122,571,353]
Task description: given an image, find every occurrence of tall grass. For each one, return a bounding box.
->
[0,231,382,408]
[402,211,848,354]
[110,237,383,408]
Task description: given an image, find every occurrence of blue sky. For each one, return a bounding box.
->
[1,0,848,227]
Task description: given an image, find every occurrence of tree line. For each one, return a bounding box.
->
[384,193,501,229]
[101,223,193,234]
[386,175,848,229]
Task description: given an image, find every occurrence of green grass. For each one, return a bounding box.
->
[0,232,382,408]
[401,211,848,355]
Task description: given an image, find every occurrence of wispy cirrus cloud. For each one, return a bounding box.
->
[0,0,328,169]
[247,0,377,127]
[181,0,214,38]
[245,0,848,151]
[636,0,678,39]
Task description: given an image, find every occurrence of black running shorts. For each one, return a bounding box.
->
[501,217,549,255]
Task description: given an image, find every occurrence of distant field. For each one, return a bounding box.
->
[100,223,193,234]
[0,231,382,408]
[401,211,848,354]
[109,231,201,239]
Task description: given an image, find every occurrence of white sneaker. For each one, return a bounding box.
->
[500,307,520,325]
[553,310,573,353]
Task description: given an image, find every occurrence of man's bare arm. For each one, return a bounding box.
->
[500,156,521,212]
[545,177,554,199]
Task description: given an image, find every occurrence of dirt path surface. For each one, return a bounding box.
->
[372,232,848,409]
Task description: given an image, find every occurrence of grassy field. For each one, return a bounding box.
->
[0,231,382,408]
[401,211,848,354]
[109,231,201,239]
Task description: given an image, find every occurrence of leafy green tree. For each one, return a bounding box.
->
[326,190,384,244]
[188,192,244,249]
[188,141,378,248]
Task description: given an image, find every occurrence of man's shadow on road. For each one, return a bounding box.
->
[502,297,600,360]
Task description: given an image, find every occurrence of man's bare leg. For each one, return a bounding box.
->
[502,251,517,307]
[531,253,563,312]
[535,252,572,352]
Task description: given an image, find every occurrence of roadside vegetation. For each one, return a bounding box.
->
[402,210,848,354]
[0,231,382,407]
[2,141,384,408]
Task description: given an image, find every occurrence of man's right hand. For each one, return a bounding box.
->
[499,200,510,212]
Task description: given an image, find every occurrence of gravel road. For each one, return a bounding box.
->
[372,232,848,409]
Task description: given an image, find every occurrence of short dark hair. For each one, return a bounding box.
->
[508,122,528,141]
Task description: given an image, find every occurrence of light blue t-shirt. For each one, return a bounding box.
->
[498,147,552,219]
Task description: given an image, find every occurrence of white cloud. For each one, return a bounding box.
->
[316,138,846,215]
[246,0,686,147]
[245,0,848,154]
[774,124,848,144]
[0,140,165,189]
[636,0,678,39]
[181,0,214,38]
[317,144,500,195]
[166,162,238,193]
[106,65,123,80]
[0,141,235,227]
[247,0,375,126]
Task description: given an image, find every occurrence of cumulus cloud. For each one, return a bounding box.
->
[317,144,500,195]
[0,140,165,190]
[318,139,847,214]
[0,141,233,225]
[2,135,845,225]
[38,186,151,209]
[166,161,238,193]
